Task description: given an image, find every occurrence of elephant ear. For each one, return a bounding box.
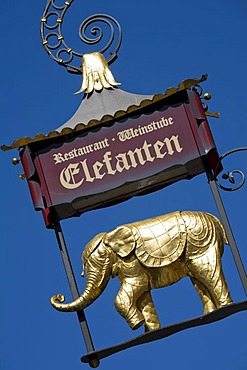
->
[103,226,136,257]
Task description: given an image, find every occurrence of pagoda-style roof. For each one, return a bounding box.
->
[1,75,208,151]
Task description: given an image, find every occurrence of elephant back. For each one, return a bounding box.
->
[131,211,186,267]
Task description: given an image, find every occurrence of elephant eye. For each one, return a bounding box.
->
[98,249,107,257]
[98,245,107,255]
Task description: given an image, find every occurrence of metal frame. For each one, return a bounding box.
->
[81,300,247,364]
[50,153,247,368]
[208,171,247,295]
[53,218,99,368]
[38,4,247,363]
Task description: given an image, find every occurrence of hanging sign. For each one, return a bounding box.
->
[20,89,220,226]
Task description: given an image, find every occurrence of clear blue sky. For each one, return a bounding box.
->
[1,1,247,369]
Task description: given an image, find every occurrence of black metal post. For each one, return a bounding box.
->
[53,220,100,368]
[207,171,247,296]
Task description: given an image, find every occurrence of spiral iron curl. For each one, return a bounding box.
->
[40,0,122,74]
[214,148,247,191]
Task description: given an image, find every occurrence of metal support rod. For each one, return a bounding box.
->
[53,220,100,368]
[207,171,247,296]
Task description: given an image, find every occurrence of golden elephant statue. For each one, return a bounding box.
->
[51,211,232,331]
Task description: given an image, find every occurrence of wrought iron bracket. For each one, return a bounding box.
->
[209,148,247,296]
[40,0,122,74]
[192,84,220,118]
[214,147,247,191]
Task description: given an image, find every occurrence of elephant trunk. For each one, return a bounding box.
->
[50,244,112,312]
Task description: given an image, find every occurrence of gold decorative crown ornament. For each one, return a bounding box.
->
[75,52,121,94]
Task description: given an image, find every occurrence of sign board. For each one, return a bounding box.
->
[20,89,221,227]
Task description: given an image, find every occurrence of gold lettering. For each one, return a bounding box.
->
[60,163,84,189]
[69,151,74,159]
[80,160,95,182]
[83,144,94,154]
[78,148,84,156]
[152,121,159,130]
[142,141,155,162]
[53,153,65,164]
[93,138,109,150]
[134,129,139,137]
[73,148,78,157]
[164,135,183,155]
[93,142,101,151]
[64,153,69,161]
[93,161,105,180]
[102,151,116,175]
[115,153,130,172]
[127,147,145,168]
[154,140,166,159]
[117,129,133,142]
[57,132,184,190]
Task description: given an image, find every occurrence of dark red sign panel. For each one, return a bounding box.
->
[21,90,220,226]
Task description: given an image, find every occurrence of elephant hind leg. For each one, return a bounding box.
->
[137,291,160,332]
[190,277,217,314]
[187,248,232,311]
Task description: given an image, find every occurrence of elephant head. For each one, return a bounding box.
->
[51,211,232,331]
[50,225,140,313]
[50,232,113,312]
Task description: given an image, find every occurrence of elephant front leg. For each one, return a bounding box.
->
[114,277,149,330]
[137,291,160,331]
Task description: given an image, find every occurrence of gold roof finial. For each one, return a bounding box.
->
[75,52,121,95]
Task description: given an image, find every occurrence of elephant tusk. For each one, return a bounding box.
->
[81,263,85,277]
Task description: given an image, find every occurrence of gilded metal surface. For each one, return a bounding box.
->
[75,52,120,94]
[133,212,186,267]
[1,75,207,151]
[18,174,26,180]
[205,111,220,118]
[203,92,212,100]
[12,158,20,165]
[192,85,220,118]
[89,358,100,369]
[51,211,232,331]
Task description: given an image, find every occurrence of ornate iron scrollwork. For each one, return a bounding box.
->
[40,0,122,74]
[192,84,220,118]
[214,147,247,191]
[192,86,246,191]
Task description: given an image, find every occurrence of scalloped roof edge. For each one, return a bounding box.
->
[1,74,207,151]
